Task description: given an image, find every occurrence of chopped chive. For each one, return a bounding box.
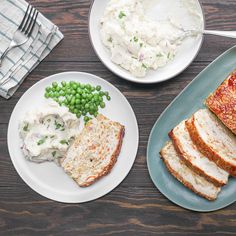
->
[37,136,48,146]
[60,140,69,145]
[54,120,64,130]
[37,140,44,145]
[156,53,163,57]
[142,63,148,69]
[23,123,29,132]
[133,36,138,42]
[119,11,126,19]
[52,151,57,157]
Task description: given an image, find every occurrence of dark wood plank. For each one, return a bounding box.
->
[1,0,236,235]
[0,185,235,236]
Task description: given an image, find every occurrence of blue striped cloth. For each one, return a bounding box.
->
[0,0,64,99]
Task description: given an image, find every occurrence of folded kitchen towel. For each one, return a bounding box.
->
[0,0,64,99]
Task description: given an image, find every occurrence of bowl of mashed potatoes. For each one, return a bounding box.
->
[89,0,204,83]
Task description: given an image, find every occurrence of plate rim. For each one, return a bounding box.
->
[146,46,236,212]
[88,0,206,84]
[7,71,139,203]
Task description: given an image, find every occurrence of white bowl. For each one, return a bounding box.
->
[89,0,205,84]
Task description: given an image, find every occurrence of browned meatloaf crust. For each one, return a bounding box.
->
[206,70,236,135]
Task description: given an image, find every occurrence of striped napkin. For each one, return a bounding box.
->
[0,0,64,99]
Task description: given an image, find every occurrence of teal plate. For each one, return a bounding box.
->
[147,46,236,212]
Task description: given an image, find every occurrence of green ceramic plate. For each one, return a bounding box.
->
[147,46,236,212]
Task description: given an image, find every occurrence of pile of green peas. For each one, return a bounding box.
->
[44,81,111,123]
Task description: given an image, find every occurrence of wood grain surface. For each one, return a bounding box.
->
[0,0,236,235]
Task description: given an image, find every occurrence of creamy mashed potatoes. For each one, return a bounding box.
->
[100,0,202,77]
[19,102,80,163]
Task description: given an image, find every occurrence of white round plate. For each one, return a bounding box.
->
[8,72,139,203]
[89,0,205,84]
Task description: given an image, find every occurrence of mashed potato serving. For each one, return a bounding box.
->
[100,0,203,77]
[19,101,80,163]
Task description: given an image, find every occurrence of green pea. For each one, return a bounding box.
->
[100,102,105,108]
[106,95,111,101]
[61,81,66,87]
[72,84,78,90]
[66,95,71,102]
[70,106,75,113]
[49,92,54,97]
[45,87,51,92]
[86,84,91,90]
[76,87,80,93]
[76,93,81,99]
[96,85,101,91]
[66,88,71,94]
[82,110,87,116]
[84,116,89,122]
[44,93,50,98]
[94,94,99,100]
[89,104,95,111]
[62,86,66,91]
[71,98,76,105]
[76,112,81,118]
[60,90,65,96]
[52,82,58,88]
[56,86,61,92]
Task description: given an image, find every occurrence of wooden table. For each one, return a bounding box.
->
[1,0,236,235]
